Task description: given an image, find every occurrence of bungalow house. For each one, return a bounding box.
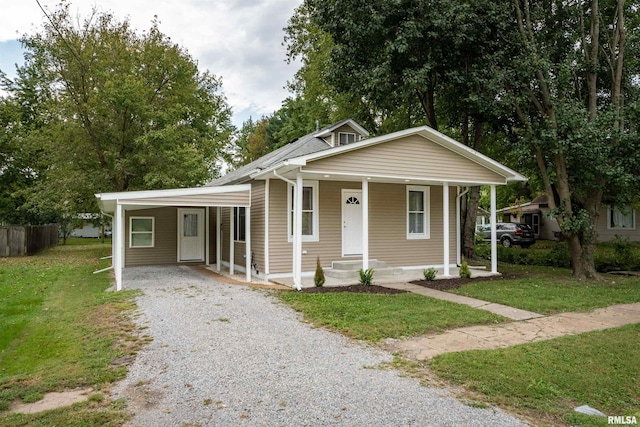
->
[96,119,527,290]
[499,194,638,242]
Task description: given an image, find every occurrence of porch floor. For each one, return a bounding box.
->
[271,266,500,289]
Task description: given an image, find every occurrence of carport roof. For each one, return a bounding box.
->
[95,184,251,212]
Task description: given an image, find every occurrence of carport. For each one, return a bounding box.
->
[96,185,252,290]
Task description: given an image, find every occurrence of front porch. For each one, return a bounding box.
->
[272,264,499,288]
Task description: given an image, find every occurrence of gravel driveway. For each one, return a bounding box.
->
[113,266,526,427]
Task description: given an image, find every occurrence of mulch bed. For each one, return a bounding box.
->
[299,284,407,294]
[295,274,522,294]
[410,274,521,291]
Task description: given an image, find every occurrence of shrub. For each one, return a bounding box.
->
[358,268,375,286]
[423,267,438,281]
[314,256,325,287]
[473,233,491,260]
[613,235,634,271]
[459,259,471,279]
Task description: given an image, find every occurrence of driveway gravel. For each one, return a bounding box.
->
[113,266,527,426]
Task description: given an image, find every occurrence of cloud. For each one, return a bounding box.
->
[0,0,302,127]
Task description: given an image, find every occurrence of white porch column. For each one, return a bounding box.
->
[264,179,270,275]
[115,202,124,291]
[294,173,303,289]
[443,183,450,277]
[216,206,221,272]
[362,178,369,270]
[490,185,498,274]
[229,207,235,275]
[205,207,210,266]
[245,207,251,282]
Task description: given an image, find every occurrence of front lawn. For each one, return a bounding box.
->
[276,291,504,342]
[430,323,640,426]
[450,264,640,314]
[0,241,140,425]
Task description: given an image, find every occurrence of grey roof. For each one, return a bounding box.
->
[206,131,331,187]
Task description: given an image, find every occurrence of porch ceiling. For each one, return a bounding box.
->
[95,184,251,213]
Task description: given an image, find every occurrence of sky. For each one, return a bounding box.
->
[0,0,302,128]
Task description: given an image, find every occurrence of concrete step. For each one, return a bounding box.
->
[331,259,388,270]
[325,266,404,279]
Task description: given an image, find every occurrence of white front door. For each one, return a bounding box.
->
[178,208,204,261]
[342,190,363,256]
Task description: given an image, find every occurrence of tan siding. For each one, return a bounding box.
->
[370,184,456,266]
[125,207,177,267]
[268,179,291,273]
[221,207,230,262]
[207,208,217,264]
[119,191,250,207]
[597,206,640,242]
[305,135,505,183]
[267,181,457,274]
[251,181,266,273]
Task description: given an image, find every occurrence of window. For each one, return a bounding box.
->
[338,132,356,146]
[130,217,154,248]
[288,180,319,242]
[234,207,246,242]
[608,205,636,229]
[407,186,430,239]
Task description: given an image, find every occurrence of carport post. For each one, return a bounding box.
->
[229,207,235,275]
[115,202,123,291]
[490,185,498,274]
[216,207,221,271]
[294,174,303,289]
[205,207,210,266]
[245,207,251,282]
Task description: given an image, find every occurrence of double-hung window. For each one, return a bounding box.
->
[288,181,319,242]
[130,217,154,248]
[608,205,636,229]
[407,186,430,239]
[234,207,246,242]
[338,132,356,146]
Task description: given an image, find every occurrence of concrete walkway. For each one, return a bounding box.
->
[387,302,640,360]
[381,282,544,321]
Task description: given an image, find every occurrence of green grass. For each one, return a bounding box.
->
[275,291,504,342]
[450,263,640,314]
[0,241,140,425]
[430,324,640,426]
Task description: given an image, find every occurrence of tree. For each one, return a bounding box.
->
[507,0,640,278]
[7,3,233,219]
[306,0,516,258]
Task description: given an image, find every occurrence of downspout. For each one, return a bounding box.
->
[272,170,302,291]
[456,187,469,266]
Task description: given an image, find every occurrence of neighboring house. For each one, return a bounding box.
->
[498,194,638,242]
[475,207,490,232]
[67,213,104,238]
[96,119,527,290]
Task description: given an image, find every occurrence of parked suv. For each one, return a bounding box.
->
[480,223,535,248]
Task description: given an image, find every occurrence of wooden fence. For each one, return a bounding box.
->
[0,225,59,257]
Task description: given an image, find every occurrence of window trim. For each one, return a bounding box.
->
[607,205,636,230]
[234,207,246,242]
[338,132,356,146]
[406,186,430,239]
[287,180,319,242]
[129,216,155,248]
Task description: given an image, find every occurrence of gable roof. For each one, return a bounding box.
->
[254,125,527,183]
[210,121,527,187]
[206,131,330,187]
[313,118,369,139]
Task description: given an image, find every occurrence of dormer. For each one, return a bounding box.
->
[314,119,370,147]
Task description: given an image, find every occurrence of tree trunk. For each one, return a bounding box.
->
[463,186,481,260]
